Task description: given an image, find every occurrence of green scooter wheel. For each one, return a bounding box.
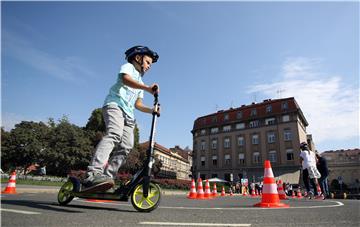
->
[131,182,161,212]
[58,180,74,205]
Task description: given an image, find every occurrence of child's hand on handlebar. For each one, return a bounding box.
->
[153,105,161,116]
[147,84,159,95]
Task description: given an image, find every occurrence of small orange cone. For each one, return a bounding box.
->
[277,179,288,200]
[315,185,324,199]
[221,186,226,196]
[251,188,256,197]
[291,190,296,198]
[254,160,289,208]
[196,178,205,199]
[204,179,213,199]
[2,171,17,194]
[297,188,303,199]
[212,183,218,197]
[187,179,197,199]
[229,188,233,196]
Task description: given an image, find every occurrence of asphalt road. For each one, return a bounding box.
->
[1,185,359,227]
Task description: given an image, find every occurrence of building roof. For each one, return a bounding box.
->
[322,148,360,156]
[139,141,189,163]
[192,97,308,130]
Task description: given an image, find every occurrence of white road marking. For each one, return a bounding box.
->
[75,198,344,210]
[158,200,344,210]
[0,208,41,215]
[139,222,251,226]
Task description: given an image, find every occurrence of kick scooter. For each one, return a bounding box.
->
[57,87,161,212]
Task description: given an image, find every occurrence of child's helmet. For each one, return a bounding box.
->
[300,142,308,150]
[125,46,159,63]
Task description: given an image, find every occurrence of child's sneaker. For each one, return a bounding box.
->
[81,173,114,193]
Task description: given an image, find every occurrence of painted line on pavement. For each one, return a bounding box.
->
[0,208,41,215]
[75,198,344,210]
[158,200,344,210]
[139,222,251,226]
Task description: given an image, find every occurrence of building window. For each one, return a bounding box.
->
[211,139,218,150]
[224,113,229,121]
[200,141,206,151]
[252,134,259,145]
[223,125,231,132]
[269,150,277,163]
[237,111,243,119]
[225,154,231,165]
[284,130,292,141]
[224,138,231,148]
[212,116,217,123]
[201,156,205,166]
[211,127,219,134]
[282,101,289,110]
[212,155,217,166]
[237,136,245,146]
[251,108,257,116]
[267,132,276,143]
[286,149,294,161]
[265,117,276,125]
[238,153,245,165]
[253,152,261,164]
[282,115,290,122]
[266,105,272,113]
[200,129,206,135]
[249,120,260,128]
[236,123,245,129]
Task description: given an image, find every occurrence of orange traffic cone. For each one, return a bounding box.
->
[196,178,205,199]
[297,188,303,199]
[187,178,197,199]
[204,179,213,199]
[221,186,226,196]
[277,180,288,200]
[315,184,324,199]
[291,190,296,198]
[2,171,17,194]
[212,183,218,197]
[254,160,289,208]
[251,189,256,197]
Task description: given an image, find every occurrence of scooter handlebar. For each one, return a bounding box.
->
[152,85,159,98]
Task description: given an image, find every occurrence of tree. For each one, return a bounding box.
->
[46,118,94,176]
[85,108,105,147]
[1,122,50,173]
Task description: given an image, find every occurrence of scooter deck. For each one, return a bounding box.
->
[80,181,114,193]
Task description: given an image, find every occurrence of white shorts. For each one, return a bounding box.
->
[307,166,321,179]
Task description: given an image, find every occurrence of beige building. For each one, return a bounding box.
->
[321,149,360,189]
[139,142,192,180]
[192,97,312,183]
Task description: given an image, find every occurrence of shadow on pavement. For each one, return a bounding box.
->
[1,199,137,213]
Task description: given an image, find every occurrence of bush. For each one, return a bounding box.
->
[153,178,191,190]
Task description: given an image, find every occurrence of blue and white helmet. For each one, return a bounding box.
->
[125,46,159,63]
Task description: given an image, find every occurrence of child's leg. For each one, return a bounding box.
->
[87,105,125,175]
[104,117,135,179]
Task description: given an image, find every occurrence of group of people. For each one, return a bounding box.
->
[299,142,329,199]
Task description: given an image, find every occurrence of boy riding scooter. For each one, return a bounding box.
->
[82,45,160,193]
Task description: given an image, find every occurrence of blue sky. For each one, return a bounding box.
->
[2,1,359,152]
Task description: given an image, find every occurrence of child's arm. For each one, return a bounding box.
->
[135,98,159,114]
[122,73,159,94]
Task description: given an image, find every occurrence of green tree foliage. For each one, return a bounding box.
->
[85,108,105,147]
[46,117,93,176]
[1,122,50,173]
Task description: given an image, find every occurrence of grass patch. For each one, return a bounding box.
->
[1,178,64,187]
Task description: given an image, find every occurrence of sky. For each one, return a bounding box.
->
[1,1,359,152]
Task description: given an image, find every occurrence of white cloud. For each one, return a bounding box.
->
[3,30,97,83]
[248,57,359,144]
